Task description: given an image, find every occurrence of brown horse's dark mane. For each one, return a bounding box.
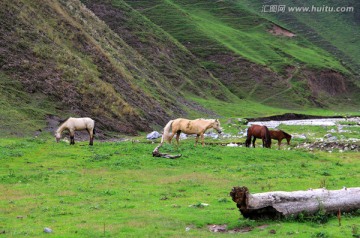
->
[279,130,292,138]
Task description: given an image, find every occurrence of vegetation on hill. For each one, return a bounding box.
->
[0,0,233,135]
[125,0,360,109]
[0,0,360,136]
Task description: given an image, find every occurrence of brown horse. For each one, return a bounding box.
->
[161,118,222,146]
[269,130,292,148]
[245,125,271,148]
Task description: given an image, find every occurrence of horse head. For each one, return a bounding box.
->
[286,136,292,145]
[212,119,222,134]
[284,132,292,145]
[55,132,61,143]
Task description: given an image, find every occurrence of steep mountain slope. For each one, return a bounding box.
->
[124,0,360,109]
[0,0,232,135]
[242,0,360,77]
[1,0,359,136]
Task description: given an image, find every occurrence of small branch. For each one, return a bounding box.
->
[152,144,182,159]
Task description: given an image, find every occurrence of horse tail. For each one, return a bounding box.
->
[264,126,271,148]
[161,120,174,144]
[245,127,252,147]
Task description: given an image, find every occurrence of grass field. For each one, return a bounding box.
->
[1,123,359,237]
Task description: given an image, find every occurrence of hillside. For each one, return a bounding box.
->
[0,0,360,136]
[124,0,360,108]
[0,0,233,135]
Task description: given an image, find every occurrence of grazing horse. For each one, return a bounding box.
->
[245,124,271,148]
[269,130,292,148]
[55,117,95,145]
[161,118,222,147]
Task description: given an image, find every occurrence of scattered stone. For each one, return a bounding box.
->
[227,143,238,147]
[43,228,52,233]
[146,131,162,140]
[297,134,307,139]
[205,131,219,139]
[324,133,333,138]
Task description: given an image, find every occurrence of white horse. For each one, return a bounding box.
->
[55,117,95,145]
[161,118,222,146]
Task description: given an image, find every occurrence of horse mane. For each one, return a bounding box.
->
[280,130,292,138]
[58,117,70,125]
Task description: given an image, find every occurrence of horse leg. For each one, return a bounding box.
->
[69,130,75,145]
[278,139,281,149]
[195,134,199,146]
[252,137,256,148]
[201,133,205,147]
[175,131,181,146]
[88,129,94,146]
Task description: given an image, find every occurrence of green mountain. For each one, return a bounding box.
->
[0,0,359,135]
[124,0,360,108]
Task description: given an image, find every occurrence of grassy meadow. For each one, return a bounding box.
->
[1,123,359,237]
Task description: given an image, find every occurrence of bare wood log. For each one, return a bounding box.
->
[230,186,360,220]
[152,144,182,159]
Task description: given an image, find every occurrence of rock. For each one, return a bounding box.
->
[237,118,248,125]
[178,133,187,139]
[327,136,338,142]
[146,131,161,140]
[297,134,307,139]
[227,143,238,147]
[205,131,219,139]
[324,133,333,138]
[43,228,52,233]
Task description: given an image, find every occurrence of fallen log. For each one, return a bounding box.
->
[152,144,182,159]
[230,186,360,220]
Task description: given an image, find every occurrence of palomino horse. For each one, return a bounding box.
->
[55,117,95,145]
[245,124,271,148]
[161,118,222,146]
[269,130,292,148]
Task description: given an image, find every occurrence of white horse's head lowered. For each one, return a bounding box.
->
[54,117,95,145]
[55,131,61,143]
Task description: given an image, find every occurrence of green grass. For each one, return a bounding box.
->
[126,0,347,73]
[0,73,59,136]
[242,0,360,75]
[1,131,359,237]
[188,95,360,119]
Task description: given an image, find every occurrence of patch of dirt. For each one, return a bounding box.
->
[268,24,296,37]
[303,70,348,96]
[205,53,290,102]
